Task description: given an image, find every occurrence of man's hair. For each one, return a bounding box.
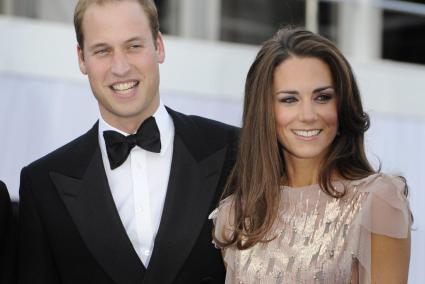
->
[74,0,159,49]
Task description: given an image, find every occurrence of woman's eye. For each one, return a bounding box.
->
[279,96,298,104]
[316,94,333,103]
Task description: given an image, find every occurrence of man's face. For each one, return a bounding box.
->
[78,0,164,132]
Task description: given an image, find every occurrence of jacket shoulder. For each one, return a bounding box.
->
[166,107,239,161]
[24,123,98,176]
[187,115,238,137]
[168,107,239,139]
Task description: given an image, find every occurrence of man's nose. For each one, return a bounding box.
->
[110,51,131,76]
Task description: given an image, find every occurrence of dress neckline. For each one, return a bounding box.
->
[281,180,349,193]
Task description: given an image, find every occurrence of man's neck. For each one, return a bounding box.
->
[99,102,160,134]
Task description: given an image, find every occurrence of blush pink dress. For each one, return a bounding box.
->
[211,173,411,284]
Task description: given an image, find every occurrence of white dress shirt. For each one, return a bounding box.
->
[98,102,174,266]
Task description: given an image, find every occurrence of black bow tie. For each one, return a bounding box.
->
[103,116,161,170]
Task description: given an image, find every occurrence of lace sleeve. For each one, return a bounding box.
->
[209,195,235,247]
[208,195,238,276]
[353,173,412,283]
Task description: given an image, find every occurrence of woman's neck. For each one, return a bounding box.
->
[284,156,322,188]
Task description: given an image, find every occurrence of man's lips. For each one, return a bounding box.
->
[110,80,139,92]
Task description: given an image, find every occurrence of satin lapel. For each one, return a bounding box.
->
[143,135,226,284]
[50,146,145,284]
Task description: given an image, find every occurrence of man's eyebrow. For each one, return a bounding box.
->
[87,37,147,51]
[124,37,145,43]
[87,42,108,52]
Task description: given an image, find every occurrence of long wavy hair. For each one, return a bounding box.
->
[218,27,375,250]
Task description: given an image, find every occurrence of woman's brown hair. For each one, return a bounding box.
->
[217,26,375,250]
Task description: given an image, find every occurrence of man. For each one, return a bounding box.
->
[0,181,15,284]
[17,0,237,283]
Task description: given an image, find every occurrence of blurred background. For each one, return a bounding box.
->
[0,0,424,282]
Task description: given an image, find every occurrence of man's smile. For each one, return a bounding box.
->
[110,80,140,94]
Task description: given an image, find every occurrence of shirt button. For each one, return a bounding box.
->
[143,250,150,256]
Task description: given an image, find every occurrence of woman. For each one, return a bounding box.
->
[211,27,411,283]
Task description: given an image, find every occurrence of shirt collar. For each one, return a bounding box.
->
[152,101,174,154]
[98,100,174,155]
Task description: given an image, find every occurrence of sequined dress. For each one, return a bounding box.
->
[211,173,411,284]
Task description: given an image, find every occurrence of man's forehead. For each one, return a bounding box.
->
[82,2,150,40]
[83,0,144,17]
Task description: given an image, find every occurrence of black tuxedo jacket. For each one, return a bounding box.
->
[17,108,238,284]
[0,181,15,284]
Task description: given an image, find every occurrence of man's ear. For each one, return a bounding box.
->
[155,32,165,64]
[77,44,87,75]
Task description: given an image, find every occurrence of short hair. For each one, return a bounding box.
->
[74,0,159,49]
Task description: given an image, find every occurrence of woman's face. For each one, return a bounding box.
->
[273,56,338,165]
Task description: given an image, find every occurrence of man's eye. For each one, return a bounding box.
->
[129,44,142,50]
[94,49,108,55]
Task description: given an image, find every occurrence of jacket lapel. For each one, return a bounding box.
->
[143,109,227,284]
[50,124,145,284]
